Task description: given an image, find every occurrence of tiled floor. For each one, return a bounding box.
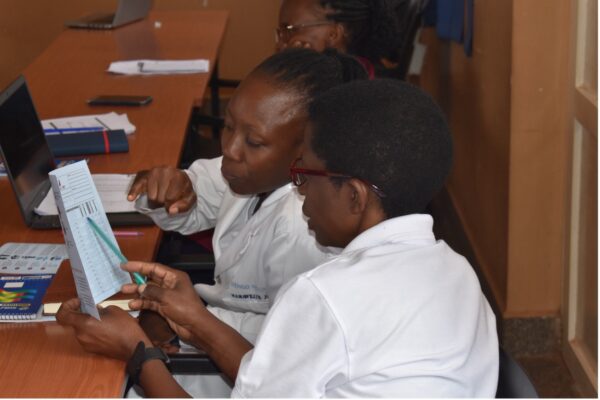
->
[516,353,581,397]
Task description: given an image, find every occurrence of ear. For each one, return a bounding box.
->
[326,22,347,49]
[345,179,370,215]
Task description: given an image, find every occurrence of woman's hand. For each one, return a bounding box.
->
[127,167,196,215]
[56,298,150,361]
[123,261,254,383]
[121,261,209,345]
[138,309,179,353]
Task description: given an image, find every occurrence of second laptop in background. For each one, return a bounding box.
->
[65,0,153,30]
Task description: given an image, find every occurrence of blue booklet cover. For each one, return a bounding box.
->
[0,275,54,320]
[46,129,129,157]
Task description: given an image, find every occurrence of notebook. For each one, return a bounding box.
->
[0,275,53,320]
[65,0,153,30]
[0,75,152,229]
[43,299,131,316]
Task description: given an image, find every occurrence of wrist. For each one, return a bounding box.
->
[126,341,170,385]
[125,333,152,358]
[187,307,219,348]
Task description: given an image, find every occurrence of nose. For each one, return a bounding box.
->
[221,130,243,162]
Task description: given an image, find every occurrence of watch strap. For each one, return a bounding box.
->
[126,341,169,385]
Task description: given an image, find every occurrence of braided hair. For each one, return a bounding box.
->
[320,0,401,63]
[253,48,369,108]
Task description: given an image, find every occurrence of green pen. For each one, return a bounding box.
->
[86,217,146,285]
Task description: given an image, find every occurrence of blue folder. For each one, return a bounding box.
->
[46,129,129,157]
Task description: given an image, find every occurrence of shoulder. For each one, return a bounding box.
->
[273,273,339,320]
[186,157,226,186]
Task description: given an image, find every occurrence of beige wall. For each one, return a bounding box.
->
[419,0,513,312]
[0,0,279,90]
[506,0,571,316]
[420,0,575,318]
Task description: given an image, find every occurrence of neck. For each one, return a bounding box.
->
[356,206,386,236]
[252,191,274,215]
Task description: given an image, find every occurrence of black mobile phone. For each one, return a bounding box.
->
[87,95,153,106]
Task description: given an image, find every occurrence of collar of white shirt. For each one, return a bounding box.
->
[343,214,436,254]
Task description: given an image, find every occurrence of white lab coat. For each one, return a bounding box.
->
[131,157,337,398]
[136,157,336,342]
[233,214,499,398]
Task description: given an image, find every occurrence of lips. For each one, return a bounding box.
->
[220,165,238,181]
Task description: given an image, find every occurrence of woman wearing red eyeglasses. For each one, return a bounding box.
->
[57,79,498,398]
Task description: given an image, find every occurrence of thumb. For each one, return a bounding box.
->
[167,197,193,214]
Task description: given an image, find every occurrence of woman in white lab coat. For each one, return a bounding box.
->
[125,49,367,396]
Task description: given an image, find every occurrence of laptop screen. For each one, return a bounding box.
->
[0,76,55,222]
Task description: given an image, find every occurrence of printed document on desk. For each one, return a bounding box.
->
[108,59,209,75]
[49,161,132,320]
[35,174,137,216]
[42,112,136,135]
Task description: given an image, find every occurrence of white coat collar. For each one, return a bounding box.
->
[343,214,435,254]
[259,183,293,209]
[212,183,294,273]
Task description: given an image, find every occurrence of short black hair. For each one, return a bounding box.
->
[253,48,368,108]
[321,0,401,63]
[308,79,453,218]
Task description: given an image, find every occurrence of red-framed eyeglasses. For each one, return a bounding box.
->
[289,158,386,198]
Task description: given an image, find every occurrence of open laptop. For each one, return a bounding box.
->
[0,76,152,229]
[65,0,153,30]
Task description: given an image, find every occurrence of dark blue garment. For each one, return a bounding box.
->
[423,0,473,56]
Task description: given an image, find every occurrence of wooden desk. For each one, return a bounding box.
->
[0,10,227,397]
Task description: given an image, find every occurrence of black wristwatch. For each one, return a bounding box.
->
[126,341,170,385]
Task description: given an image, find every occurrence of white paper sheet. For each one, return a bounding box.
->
[0,243,67,275]
[35,174,136,216]
[42,112,136,135]
[108,59,210,75]
[49,161,132,320]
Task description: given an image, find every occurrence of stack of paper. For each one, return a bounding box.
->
[108,59,210,75]
[0,243,68,275]
[42,112,136,135]
[34,174,137,216]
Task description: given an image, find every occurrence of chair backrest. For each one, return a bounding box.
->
[384,0,430,79]
[496,347,538,398]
